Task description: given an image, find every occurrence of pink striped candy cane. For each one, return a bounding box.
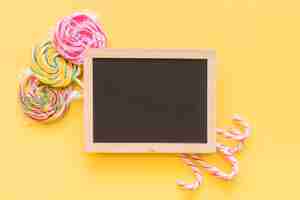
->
[191,150,239,181]
[177,154,203,190]
[177,115,251,190]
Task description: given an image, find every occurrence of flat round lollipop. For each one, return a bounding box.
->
[53,12,107,64]
[19,71,80,122]
[31,41,82,88]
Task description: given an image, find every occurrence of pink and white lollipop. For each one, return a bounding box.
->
[53,12,107,64]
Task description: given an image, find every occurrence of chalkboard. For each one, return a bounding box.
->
[84,49,215,153]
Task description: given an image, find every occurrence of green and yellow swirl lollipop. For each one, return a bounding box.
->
[31,41,82,88]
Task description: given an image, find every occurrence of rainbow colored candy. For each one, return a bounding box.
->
[19,12,107,122]
[53,12,107,65]
[19,71,80,122]
[31,41,82,88]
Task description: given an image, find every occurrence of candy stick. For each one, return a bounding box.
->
[177,153,203,190]
[31,41,82,88]
[53,12,107,65]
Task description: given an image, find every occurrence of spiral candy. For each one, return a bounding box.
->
[19,12,107,123]
[53,12,107,64]
[31,41,82,88]
[19,71,80,122]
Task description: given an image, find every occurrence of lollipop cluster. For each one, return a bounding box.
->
[19,12,107,122]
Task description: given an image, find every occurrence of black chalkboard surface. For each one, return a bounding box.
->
[84,49,215,153]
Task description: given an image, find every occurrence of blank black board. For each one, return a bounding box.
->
[92,58,207,143]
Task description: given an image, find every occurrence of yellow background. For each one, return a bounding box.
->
[1,0,299,199]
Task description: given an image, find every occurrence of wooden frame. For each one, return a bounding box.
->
[84,49,216,153]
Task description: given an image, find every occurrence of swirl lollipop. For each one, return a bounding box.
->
[31,41,82,88]
[19,71,80,122]
[53,12,107,64]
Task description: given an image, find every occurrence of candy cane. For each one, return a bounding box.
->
[177,115,251,190]
[191,151,239,181]
[177,153,203,190]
